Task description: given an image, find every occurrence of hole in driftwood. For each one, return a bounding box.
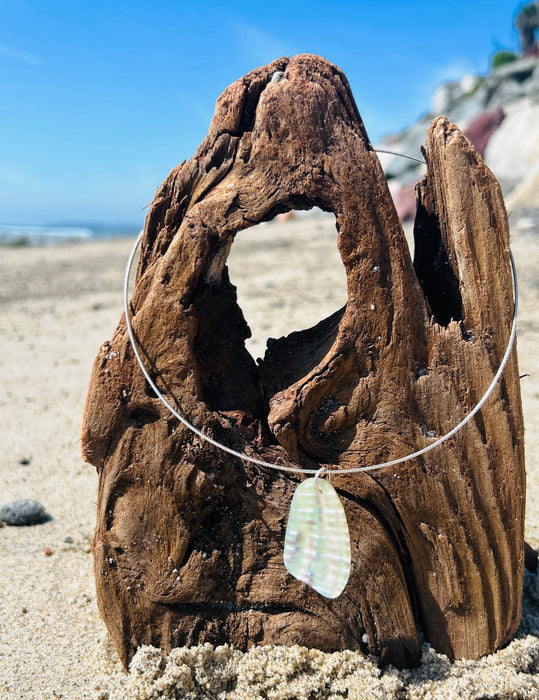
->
[226,209,347,362]
[413,203,464,326]
[128,408,160,429]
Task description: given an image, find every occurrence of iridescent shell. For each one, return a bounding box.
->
[283,477,351,598]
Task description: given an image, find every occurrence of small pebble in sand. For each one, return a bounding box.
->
[44,547,53,556]
[0,499,47,526]
[19,457,31,466]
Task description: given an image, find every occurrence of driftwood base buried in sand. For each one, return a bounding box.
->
[81,54,525,669]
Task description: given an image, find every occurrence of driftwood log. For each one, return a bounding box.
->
[82,54,525,669]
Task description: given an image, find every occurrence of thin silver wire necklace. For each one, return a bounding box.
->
[123,155,518,479]
[122,149,518,597]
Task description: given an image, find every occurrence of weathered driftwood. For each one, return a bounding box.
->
[82,54,525,669]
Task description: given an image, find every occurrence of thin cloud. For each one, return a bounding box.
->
[229,20,291,65]
[0,42,43,66]
[177,90,215,126]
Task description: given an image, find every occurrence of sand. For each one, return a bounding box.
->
[1,211,539,699]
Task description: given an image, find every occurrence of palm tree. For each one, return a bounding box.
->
[514,1,539,55]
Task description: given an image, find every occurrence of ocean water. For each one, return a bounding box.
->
[0,209,338,247]
[0,223,142,246]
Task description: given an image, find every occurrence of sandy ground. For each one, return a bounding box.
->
[1,211,539,699]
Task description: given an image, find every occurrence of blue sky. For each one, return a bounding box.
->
[1,0,523,226]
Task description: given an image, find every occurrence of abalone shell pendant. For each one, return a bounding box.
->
[283,476,351,598]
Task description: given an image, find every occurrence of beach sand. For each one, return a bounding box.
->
[1,212,539,698]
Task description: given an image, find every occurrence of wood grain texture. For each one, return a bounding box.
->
[81,54,525,669]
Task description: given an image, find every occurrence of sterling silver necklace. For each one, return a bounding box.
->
[123,153,518,599]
